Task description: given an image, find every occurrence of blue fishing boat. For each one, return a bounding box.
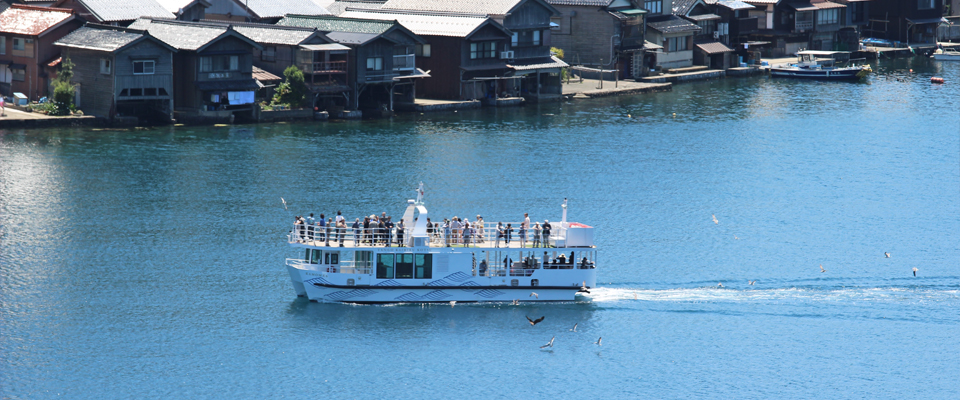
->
[770,51,871,81]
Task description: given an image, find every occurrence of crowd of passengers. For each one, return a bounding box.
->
[477,251,595,276]
[291,212,555,248]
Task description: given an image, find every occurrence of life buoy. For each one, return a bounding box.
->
[931,77,945,84]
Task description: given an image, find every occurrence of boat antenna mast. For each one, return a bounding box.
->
[415,181,425,205]
[561,197,568,227]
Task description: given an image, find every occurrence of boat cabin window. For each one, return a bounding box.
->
[377,254,395,279]
[356,251,373,272]
[396,254,414,279]
[415,254,432,279]
[325,252,339,264]
[306,249,322,264]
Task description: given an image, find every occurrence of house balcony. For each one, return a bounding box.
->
[795,20,813,32]
[302,61,348,74]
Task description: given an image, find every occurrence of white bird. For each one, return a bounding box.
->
[712,214,719,224]
[512,299,519,305]
[820,264,826,273]
[594,337,602,346]
[717,282,724,288]
[540,336,555,349]
[633,292,638,300]
[885,252,891,258]
[569,323,578,332]
[748,280,756,286]
[449,301,456,308]
[578,281,590,294]
[281,197,287,210]
[530,292,539,299]
[912,267,918,277]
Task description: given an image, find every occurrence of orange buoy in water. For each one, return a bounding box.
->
[931,77,945,84]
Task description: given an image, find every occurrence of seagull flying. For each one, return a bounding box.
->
[712,214,719,224]
[913,267,918,277]
[820,264,826,273]
[512,299,519,305]
[281,197,287,210]
[578,281,590,294]
[449,301,456,308]
[749,280,756,285]
[530,292,539,299]
[569,323,578,332]
[594,337,602,346]
[540,336,555,349]
[885,252,891,258]
[718,282,724,288]
[526,315,545,326]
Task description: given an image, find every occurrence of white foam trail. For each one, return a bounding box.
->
[584,286,960,304]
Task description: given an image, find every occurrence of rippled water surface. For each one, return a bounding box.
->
[2,58,959,399]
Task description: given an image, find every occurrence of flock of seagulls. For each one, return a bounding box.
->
[528,316,600,350]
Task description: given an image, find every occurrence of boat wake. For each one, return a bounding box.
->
[584,284,960,304]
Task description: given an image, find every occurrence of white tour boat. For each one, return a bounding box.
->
[284,184,597,303]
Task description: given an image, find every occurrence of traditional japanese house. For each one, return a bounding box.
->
[708,0,759,48]
[380,0,567,101]
[0,4,81,100]
[205,0,332,23]
[868,0,942,44]
[200,20,351,111]
[278,14,428,112]
[646,14,701,69]
[339,9,516,101]
[674,0,735,68]
[54,24,177,121]
[545,0,648,79]
[129,18,261,122]
[51,0,173,26]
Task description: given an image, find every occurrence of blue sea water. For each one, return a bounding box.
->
[2,58,959,399]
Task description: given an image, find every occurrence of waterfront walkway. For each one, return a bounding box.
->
[561,78,671,99]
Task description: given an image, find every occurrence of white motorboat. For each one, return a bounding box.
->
[932,47,960,61]
[769,50,872,80]
[284,183,597,303]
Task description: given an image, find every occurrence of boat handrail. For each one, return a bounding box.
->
[286,258,372,274]
[287,220,585,249]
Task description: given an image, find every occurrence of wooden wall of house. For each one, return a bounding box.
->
[113,40,174,103]
[413,35,460,100]
[548,5,619,66]
[253,44,298,78]
[355,38,396,83]
[173,52,199,110]
[177,4,206,22]
[195,35,254,84]
[61,47,115,117]
[503,0,554,30]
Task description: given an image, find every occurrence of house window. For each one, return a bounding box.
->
[918,0,935,10]
[100,58,111,75]
[366,57,383,70]
[0,37,5,55]
[511,31,542,47]
[13,37,24,51]
[644,0,662,14]
[667,36,688,52]
[470,41,497,59]
[133,60,155,75]
[415,43,431,57]
[200,55,239,72]
[11,68,24,81]
[849,3,864,22]
[817,8,839,25]
[261,46,276,62]
[698,19,717,36]
[533,30,541,46]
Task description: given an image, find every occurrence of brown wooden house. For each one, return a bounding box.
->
[0,4,81,101]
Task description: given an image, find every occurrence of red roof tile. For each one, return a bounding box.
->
[0,5,74,36]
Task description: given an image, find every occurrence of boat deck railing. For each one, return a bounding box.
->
[286,258,373,274]
[288,221,585,249]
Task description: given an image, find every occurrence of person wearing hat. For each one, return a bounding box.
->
[542,220,552,248]
[475,215,485,243]
[533,222,542,247]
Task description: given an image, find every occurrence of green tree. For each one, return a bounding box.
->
[275,65,307,107]
[51,57,75,115]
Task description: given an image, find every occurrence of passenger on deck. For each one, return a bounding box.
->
[325,217,333,246]
[396,219,405,247]
[580,257,589,269]
[476,215,485,243]
[479,259,488,276]
[503,255,512,273]
[557,253,567,264]
[570,252,575,264]
[543,251,549,268]
[378,218,387,246]
[317,213,326,241]
[294,216,304,242]
[533,222,542,247]
[443,219,451,247]
[353,218,361,244]
[337,218,347,246]
[523,213,530,231]
[362,217,371,244]
[495,222,504,248]
[451,217,462,245]
[505,223,513,245]
[306,213,316,240]
[385,216,394,246]
[518,223,527,248]
[542,220,552,248]
[426,217,433,238]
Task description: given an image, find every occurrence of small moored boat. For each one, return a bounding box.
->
[284,183,597,304]
[932,46,960,61]
[770,50,871,81]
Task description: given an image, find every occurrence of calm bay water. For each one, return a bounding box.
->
[2,58,959,399]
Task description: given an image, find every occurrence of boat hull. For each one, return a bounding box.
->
[933,53,960,61]
[769,67,867,80]
[291,266,596,303]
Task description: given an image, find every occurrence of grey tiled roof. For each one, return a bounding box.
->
[70,0,174,22]
[322,0,386,15]
[325,31,380,44]
[647,15,701,33]
[55,25,143,52]
[545,0,612,6]
[229,24,317,45]
[381,0,523,15]
[340,10,496,37]
[129,18,231,50]
[278,15,395,34]
[672,0,698,15]
[240,0,332,19]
